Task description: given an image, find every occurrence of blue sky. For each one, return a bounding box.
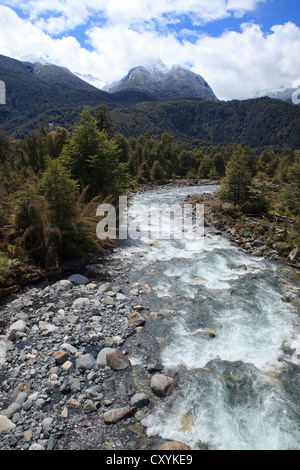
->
[0,1,300,99]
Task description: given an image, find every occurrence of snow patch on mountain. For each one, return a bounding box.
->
[102,61,218,101]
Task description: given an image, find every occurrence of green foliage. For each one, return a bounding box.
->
[219,145,253,206]
[110,98,300,149]
[239,228,252,238]
[42,158,79,229]
[60,109,130,199]
[151,160,167,184]
[281,155,300,216]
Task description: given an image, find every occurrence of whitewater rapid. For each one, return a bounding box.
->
[112,185,300,450]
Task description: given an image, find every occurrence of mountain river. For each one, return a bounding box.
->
[110,184,300,450]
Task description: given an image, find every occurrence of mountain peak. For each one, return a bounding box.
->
[102,61,218,102]
[142,59,169,75]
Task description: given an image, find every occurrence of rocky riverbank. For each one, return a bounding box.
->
[184,193,300,271]
[0,261,188,451]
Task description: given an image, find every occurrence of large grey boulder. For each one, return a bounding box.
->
[106,349,131,371]
[97,348,115,367]
[150,374,180,397]
[76,353,97,372]
[68,274,90,286]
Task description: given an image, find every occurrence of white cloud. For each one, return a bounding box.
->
[0,0,267,33]
[0,2,299,100]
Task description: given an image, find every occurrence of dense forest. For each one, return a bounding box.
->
[0,104,299,288]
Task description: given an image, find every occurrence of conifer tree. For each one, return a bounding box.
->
[219,145,253,206]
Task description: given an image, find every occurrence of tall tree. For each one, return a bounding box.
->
[42,158,78,229]
[219,145,253,206]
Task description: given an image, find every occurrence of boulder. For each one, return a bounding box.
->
[130,393,150,409]
[127,312,146,327]
[83,399,97,414]
[103,407,134,424]
[8,320,27,333]
[158,441,190,451]
[97,347,115,367]
[72,297,91,308]
[2,402,22,419]
[76,353,97,372]
[97,282,111,295]
[53,279,73,291]
[54,351,68,365]
[150,374,180,397]
[0,415,16,433]
[273,242,292,257]
[106,349,131,371]
[68,274,90,286]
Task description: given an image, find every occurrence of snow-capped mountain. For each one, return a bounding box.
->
[252,85,300,105]
[102,61,218,102]
[74,72,106,90]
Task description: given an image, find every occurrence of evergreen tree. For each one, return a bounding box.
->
[42,158,78,229]
[60,109,100,190]
[219,145,253,206]
[92,104,115,138]
[151,160,166,184]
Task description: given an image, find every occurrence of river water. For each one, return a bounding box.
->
[112,185,300,450]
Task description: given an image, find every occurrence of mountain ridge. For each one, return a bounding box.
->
[103,61,218,102]
[0,54,300,150]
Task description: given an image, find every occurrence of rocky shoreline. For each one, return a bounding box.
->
[0,257,188,451]
[184,192,300,271]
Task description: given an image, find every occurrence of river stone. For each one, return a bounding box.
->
[2,402,22,419]
[150,374,180,397]
[0,415,16,432]
[76,353,97,371]
[106,349,131,371]
[97,282,111,295]
[42,417,54,433]
[288,247,300,262]
[72,297,91,308]
[83,399,97,414]
[68,274,90,286]
[158,441,190,451]
[130,393,150,409]
[53,279,73,291]
[29,444,45,450]
[8,320,27,333]
[127,312,146,327]
[103,407,134,424]
[54,351,68,365]
[97,348,115,367]
[273,242,292,257]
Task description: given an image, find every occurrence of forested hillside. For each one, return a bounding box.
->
[1,54,300,150]
[110,97,300,149]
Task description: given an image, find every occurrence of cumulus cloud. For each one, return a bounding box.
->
[0,0,267,33]
[0,1,299,100]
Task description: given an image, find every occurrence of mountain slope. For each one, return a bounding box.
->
[0,54,113,137]
[103,61,218,102]
[253,86,300,105]
[0,54,300,150]
[110,97,300,149]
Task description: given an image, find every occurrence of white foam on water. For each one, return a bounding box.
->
[143,373,300,450]
[116,186,300,450]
